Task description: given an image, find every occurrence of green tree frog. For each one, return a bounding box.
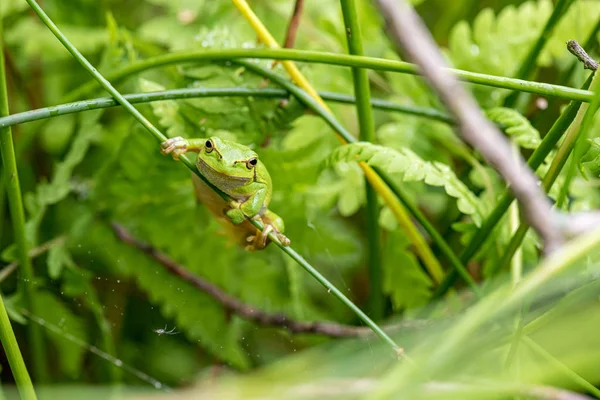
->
[161,136,290,250]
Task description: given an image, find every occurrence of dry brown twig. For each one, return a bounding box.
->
[567,40,599,71]
[110,222,427,338]
[270,0,305,70]
[373,0,565,253]
[283,0,305,49]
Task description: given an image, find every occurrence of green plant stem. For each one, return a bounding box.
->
[237,60,446,286]
[0,79,472,296]
[25,0,401,353]
[0,80,477,294]
[503,0,575,107]
[238,60,476,293]
[341,0,383,319]
[488,224,529,279]
[270,235,399,351]
[63,48,595,104]
[544,75,600,191]
[0,299,36,399]
[374,169,480,295]
[489,70,600,274]
[522,337,600,398]
[0,84,477,296]
[0,173,5,247]
[378,224,600,398]
[556,154,576,209]
[434,74,593,297]
[0,15,46,386]
[0,88,454,129]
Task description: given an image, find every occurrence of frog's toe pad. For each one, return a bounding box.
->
[276,233,291,246]
[160,137,188,159]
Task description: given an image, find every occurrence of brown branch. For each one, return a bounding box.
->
[110,222,425,338]
[567,40,599,71]
[283,0,305,49]
[373,0,564,253]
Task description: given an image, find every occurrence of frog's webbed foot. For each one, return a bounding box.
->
[244,216,290,251]
[275,231,291,247]
[244,224,273,251]
[161,136,189,160]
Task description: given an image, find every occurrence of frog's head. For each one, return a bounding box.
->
[196,136,259,184]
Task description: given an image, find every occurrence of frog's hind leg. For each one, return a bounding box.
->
[262,210,291,246]
[244,224,273,251]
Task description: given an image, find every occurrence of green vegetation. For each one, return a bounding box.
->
[2,0,600,399]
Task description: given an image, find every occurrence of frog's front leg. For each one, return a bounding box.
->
[225,186,267,225]
[161,137,206,160]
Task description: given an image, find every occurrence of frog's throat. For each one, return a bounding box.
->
[196,157,251,187]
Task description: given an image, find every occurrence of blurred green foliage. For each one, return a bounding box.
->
[2,0,600,396]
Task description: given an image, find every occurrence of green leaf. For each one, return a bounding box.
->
[139,79,193,139]
[4,292,27,325]
[40,114,77,156]
[326,142,485,225]
[32,291,88,379]
[383,230,432,310]
[308,162,365,217]
[485,107,541,149]
[581,138,600,177]
[580,114,600,177]
[5,19,107,59]
[1,0,28,15]
[447,1,553,105]
[24,111,102,247]
[47,242,75,280]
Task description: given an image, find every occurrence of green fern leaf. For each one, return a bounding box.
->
[383,230,432,310]
[24,111,103,247]
[581,138,600,177]
[448,1,552,75]
[447,0,552,105]
[47,241,76,280]
[139,79,193,139]
[5,19,107,59]
[326,143,485,225]
[485,107,541,149]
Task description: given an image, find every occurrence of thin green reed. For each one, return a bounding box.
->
[0,13,39,399]
[341,0,383,319]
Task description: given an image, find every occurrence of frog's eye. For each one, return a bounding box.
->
[205,140,214,153]
[246,157,258,169]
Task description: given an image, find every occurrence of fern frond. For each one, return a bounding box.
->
[326,143,485,225]
[485,107,541,149]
